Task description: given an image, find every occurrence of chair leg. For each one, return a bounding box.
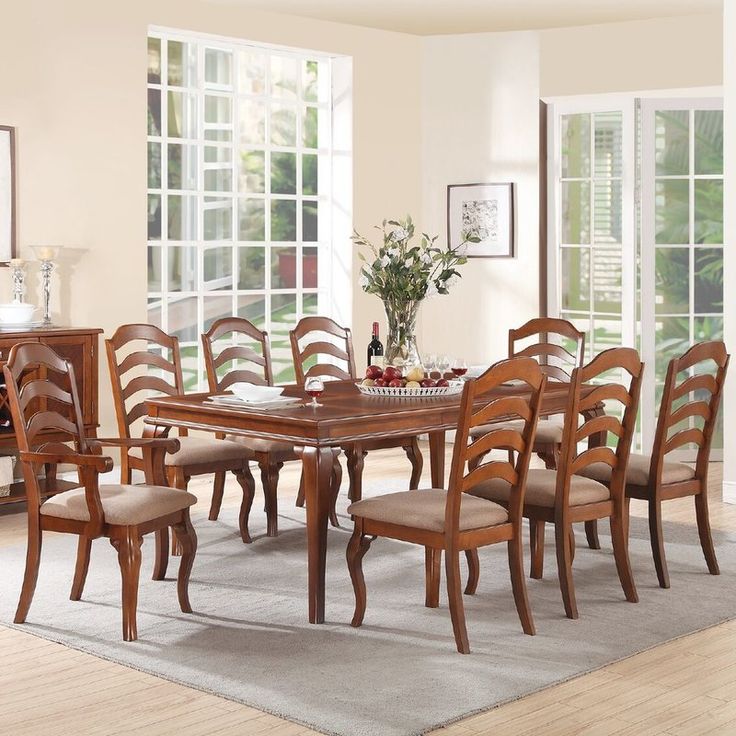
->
[464,549,480,595]
[172,510,197,613]
[508,537,535,635]
[346,446,366,503]
[529,519,545,579]
[585,520,601,550]
[329,451,342,528]
[695,489,719,576]
[403,437,423,489]
[235,465,256,544]
[170,469,189,556]
[208,471,226,521]
[110,529,143,642]
[554,521,578,619]
[14,518,42,624]
[610,511,638,603]
[346,521,374,627]
[648,495,670,589]
[70,536,92,601]
[425,547,441,607]
[445,548,470,654]
[152,528,169,581]
[259,459,282,538]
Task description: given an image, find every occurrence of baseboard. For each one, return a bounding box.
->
[723,481,736,504]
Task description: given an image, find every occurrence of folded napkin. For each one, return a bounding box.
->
[229,383,284,403]
[0,455,15,497]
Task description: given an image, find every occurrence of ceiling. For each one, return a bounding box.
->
[226,0,722,35]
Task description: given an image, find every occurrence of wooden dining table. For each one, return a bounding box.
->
[145,379,597,624]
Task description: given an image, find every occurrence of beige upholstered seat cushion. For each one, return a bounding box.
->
[225,434,299,461]
[128,436,246,467]
[469,468,610,508]
[577,453,695,487]
[347,488,508,533]
[40,484,197,526]
[470,418,564,444]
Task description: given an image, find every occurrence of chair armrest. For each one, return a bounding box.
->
[88,437,181,454]
[19,451,113,474]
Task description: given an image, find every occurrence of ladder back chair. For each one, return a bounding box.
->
[470,317,585,471]
[202,317,311,536]
[5,342,197,641]
[469,347,643,619]
[577,341,729,588]
[106,324,254,546]
[290,316,423,507]
[347,357,546,654]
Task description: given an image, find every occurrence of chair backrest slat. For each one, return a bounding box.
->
[290,317,357,386]
[509,317,585,382]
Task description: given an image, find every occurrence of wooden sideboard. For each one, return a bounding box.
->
[0,326,103,506]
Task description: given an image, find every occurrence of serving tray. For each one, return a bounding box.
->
[356,381,464,398]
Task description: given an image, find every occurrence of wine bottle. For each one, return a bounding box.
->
[367,321,384,369]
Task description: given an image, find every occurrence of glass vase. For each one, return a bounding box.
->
[384,298,421,366]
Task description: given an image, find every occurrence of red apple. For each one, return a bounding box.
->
[365,365,383,380]
[388,378,403,388]
[374,378,387,387]
[383,365,402,382]
[420,378,436,388]
[436,378,450,387]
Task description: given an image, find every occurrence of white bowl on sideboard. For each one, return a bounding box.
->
[0,303,37,325]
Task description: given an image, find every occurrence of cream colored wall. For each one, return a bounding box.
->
[0,0,421,436]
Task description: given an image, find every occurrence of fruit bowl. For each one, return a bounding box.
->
[356,381,464,398]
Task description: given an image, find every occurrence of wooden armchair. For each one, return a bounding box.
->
[470,317,585,471]
[469,347,643,619]
[347,357,546,653]
[5,342,197,641]
[577,341,729,588]
[106,324,254,545]
[290,317,423,507]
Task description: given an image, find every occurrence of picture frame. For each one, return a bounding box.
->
[0,126,17,264]
[447,182,515,258]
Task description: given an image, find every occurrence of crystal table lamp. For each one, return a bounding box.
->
[31,246,62,326]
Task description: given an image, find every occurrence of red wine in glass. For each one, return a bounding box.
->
[452,367,468,376]
[305,377,324,407]
[451,358,468,378]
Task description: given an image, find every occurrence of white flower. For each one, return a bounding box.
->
[359,273,370,288]
[380,255,390,267]
[426,281,439,298]
[388,247,400,258]
[445,275,460,289]
[389,227,409,242]
[404,257,414,268]
[420,252,433,265]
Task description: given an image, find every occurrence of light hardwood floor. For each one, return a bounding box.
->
[1,447,734,736]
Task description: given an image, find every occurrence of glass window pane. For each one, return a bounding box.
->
[203,246,233,291]
[303,106,318,149]
[593,246,621,314]
[148,37,161,84]
[694,179,723,244]
[560,247,590,311]
[239,150,265,193]
[238,294,266,329]
[694,110,723,175]
[655,316,690,382]
[205,129,232,143]
[239,100,265,145]
[272,247,297,288]
[655,110,689,176]
[694,247,723,313]
[303,293,318,316]
[303,60,319,102]
[559,313,592,364]
[205,95,232,125]
[204,197,233,240]
[168,143,197,190]
[655,179,689,244]
[238,199,265,241]
[560,113,590,179]
[238,247,265,289]
[239,50,265,95]
[148,245,162,291]
[178,343,199,390]
[271,293,298,384]
[270,56,298,99]
[167,41,186,86]
[168,247,197,291]
[147,89,161,136]
[168,91,196,138]
[148,297,162,329]
[303,202,318,242]
[593,180,622,243]
[302,154,318,195]
[148,143,161,188]
[271,200,297,241]
[271,152,296,194]
[148,194,161,240]
[561,181,590,244]
[168,296,198,341]
[271,104,297,146]
[694,315,723,342]
[593,316,621,354]
[205,145,231,163]
[203,295,233,332]
[205,48,232,87]
[594,112,622,178]
[204,167,233,192]
[168,194,197,240]
[655,248,689,315]
[303,246,318,288]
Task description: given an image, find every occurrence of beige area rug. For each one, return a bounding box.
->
[0,477,734,736]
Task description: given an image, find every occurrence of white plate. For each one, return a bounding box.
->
[208,394,302,410]
[0,320,45,332]
[229,383,284,403]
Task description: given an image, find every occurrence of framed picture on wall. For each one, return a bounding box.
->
[447,182,515,258]
[0,126,16,263]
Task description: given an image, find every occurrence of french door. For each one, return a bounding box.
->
[547,95,724,454]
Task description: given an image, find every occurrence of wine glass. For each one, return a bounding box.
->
[305,376,325,407]
[422,353,437,377]
[437,354,450,378]
[451,357,468,379]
